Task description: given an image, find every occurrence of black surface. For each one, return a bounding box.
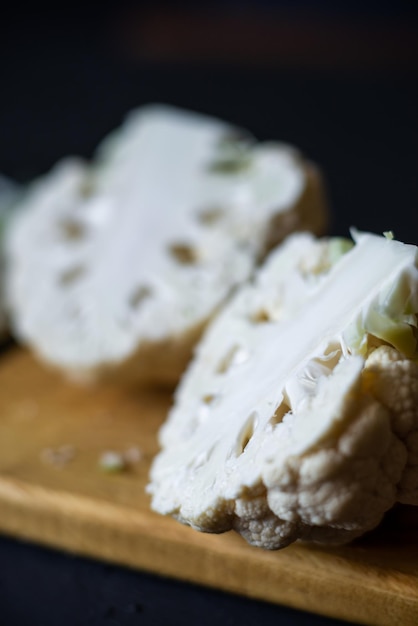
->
[0,535,353,626]
[1,16,418,243]
[0,9,417,626]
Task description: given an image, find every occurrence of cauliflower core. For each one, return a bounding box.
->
[148,232,418,549]
[5,105,327,384]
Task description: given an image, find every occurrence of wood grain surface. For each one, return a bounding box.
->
[0,349,417,625]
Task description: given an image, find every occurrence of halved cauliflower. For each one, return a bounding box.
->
[148,231,418,549]
[5,105,327,384]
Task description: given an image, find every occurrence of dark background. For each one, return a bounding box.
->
[0,2,417,624]
[2,2,418,243]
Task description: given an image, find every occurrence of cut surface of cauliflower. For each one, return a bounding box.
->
[148,231,418,549]
[5,105,327,384]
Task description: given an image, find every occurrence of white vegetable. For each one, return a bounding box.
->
[5,105,327,383]
[148,231,418,549]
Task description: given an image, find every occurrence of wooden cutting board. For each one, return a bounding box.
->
[0,348,417,625]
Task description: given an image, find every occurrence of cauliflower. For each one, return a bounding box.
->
[5,105,327,384]
[148,231,418,549]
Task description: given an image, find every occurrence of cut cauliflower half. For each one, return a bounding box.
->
[148,231,418,549]
[5,105,327,384]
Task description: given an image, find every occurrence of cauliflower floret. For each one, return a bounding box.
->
[235,357,408,548]
[363,345,418,504]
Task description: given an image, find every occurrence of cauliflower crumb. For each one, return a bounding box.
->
[98,451,127,473]
[40,444,76,468]
[99,446,143,473]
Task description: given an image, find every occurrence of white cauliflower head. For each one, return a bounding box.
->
[148,231,418,549]
[5,105,327,384]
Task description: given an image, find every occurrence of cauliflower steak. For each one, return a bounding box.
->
[6,105,327,384]
[148,231,418,549]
